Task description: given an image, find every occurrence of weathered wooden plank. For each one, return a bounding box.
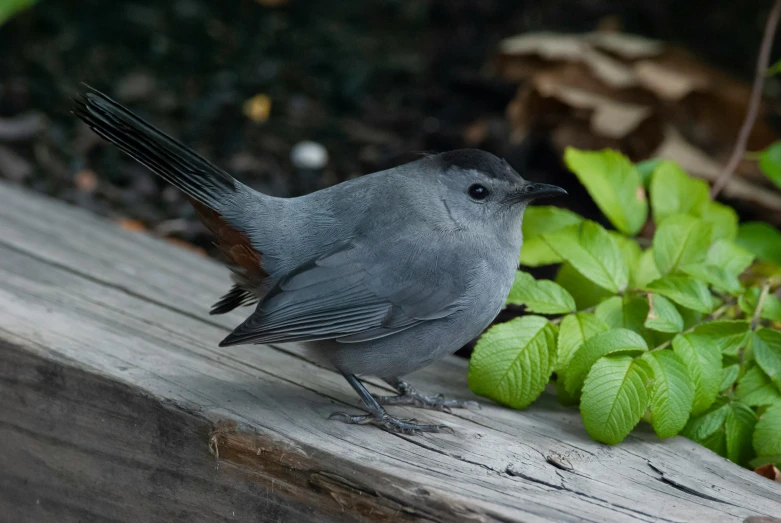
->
[1,181,780,522]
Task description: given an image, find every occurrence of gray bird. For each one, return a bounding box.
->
[73,88,566,434]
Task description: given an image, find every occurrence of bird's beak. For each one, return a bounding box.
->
[506,182,567,204]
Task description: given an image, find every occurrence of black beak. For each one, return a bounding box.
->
[506,182,567,204]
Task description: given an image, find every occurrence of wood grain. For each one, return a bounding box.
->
[0,181,779,522]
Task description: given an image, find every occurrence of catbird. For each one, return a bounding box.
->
[72,87,566,434]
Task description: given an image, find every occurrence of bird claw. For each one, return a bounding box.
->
[329,410,452,435]
[373,390,480,412]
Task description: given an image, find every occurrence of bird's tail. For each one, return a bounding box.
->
[72,86,240,209]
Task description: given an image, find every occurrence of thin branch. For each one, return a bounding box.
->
[751,282,772,330]
[711,0,781,198]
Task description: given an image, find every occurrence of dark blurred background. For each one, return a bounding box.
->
[1,0,779,256]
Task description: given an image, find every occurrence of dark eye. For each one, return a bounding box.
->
[523,184,536,193]
[468,184,489,201]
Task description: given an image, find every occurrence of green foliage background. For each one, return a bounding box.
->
[468,147,781,470]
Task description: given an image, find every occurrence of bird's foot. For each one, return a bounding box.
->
[328,410,453,435]
[374,380,479,412]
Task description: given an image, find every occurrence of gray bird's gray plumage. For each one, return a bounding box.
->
[73,87,566,434]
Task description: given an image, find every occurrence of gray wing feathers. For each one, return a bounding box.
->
[219,244,466,347]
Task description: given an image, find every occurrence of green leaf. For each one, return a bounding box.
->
[754,403,781,458]
[565,329,648,396]
[633,249,662,289]
[564,148,648,236]
[682,400,728,441]
[706,239,754,277]
[752,328,781,391]
[612,233,642,289]
[739,287,781,322]
[638,351,694,438]
[556,312,609,371]
[580,355,649,444]
[680,264,741,295]
[543,221,628,293]
[595,295,657,345]
[758,141,781,190]
[736,222,781,266]
[736,365,781,407]
[720,364,740,392]
[468,316,555,409]
[645,294,684,333]
[698,202,738,242]
[636,158,664,186]
[689,320,750,357]
[0,0,37,26]
[725,402,758,466]
[677,305,703,330]
[554,262,613,310]
[520,206,584,266]
[644,274,713,313]
[653,214,712,275]
[673,333,722,415]
[506,271,576,314]
[649,161,710,224]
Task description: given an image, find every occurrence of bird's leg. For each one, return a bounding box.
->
[373,377,479,412]
[329,373,453,434]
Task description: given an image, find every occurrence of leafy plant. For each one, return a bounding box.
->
[468,147,781,471]
[0,0,37,26]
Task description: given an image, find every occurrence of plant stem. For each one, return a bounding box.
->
[751,281,772,330]
[710,0,781,198]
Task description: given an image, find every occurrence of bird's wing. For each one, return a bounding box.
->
[219,242,467,346]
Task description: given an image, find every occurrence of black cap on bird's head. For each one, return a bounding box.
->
[433,149,567,204]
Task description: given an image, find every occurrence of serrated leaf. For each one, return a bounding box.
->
[645,274,714,313]
[736,222,781,266]
[544,221,628,293]
[650,161,710,224]
[555,262,614,310]
[680,264,742,295]
[689,320,750,357]
[739,287,781,322]
[752,328,781,391]
[698,201,738,242]
[612,233,643,289]
[506,271,576,314]
[556,312,609,371]
[565,329,648,396]
[595,295,656,345]
[706,239,754,278]
[682,400,729,441]
[673,333,722,415]
[564,148,648,236]
[677,305,703,330]
[633,248,662,289]
[754,403,781,458]
[638,351,694,438]
[736,366,781,407]
[520,206,584,266]
[725,402,758,466]
[468,316,555,409]
[581,355,649,445]
[653,214,712,275]
[720,364,740,392]
[758,141,781,190]
[645,294,684,333]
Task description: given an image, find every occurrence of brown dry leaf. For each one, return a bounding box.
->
[116,218,147,233]
[464,120,489,146]
[163,237,207,256]
[74,169,97,192]
[754,463,781,483]
[242,94,272,123]
[633,60,701,101]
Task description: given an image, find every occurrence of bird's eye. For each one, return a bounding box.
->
[468,184,489,201]
[523,184,536,193]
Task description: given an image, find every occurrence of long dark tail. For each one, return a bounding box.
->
[72,86,239,209]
